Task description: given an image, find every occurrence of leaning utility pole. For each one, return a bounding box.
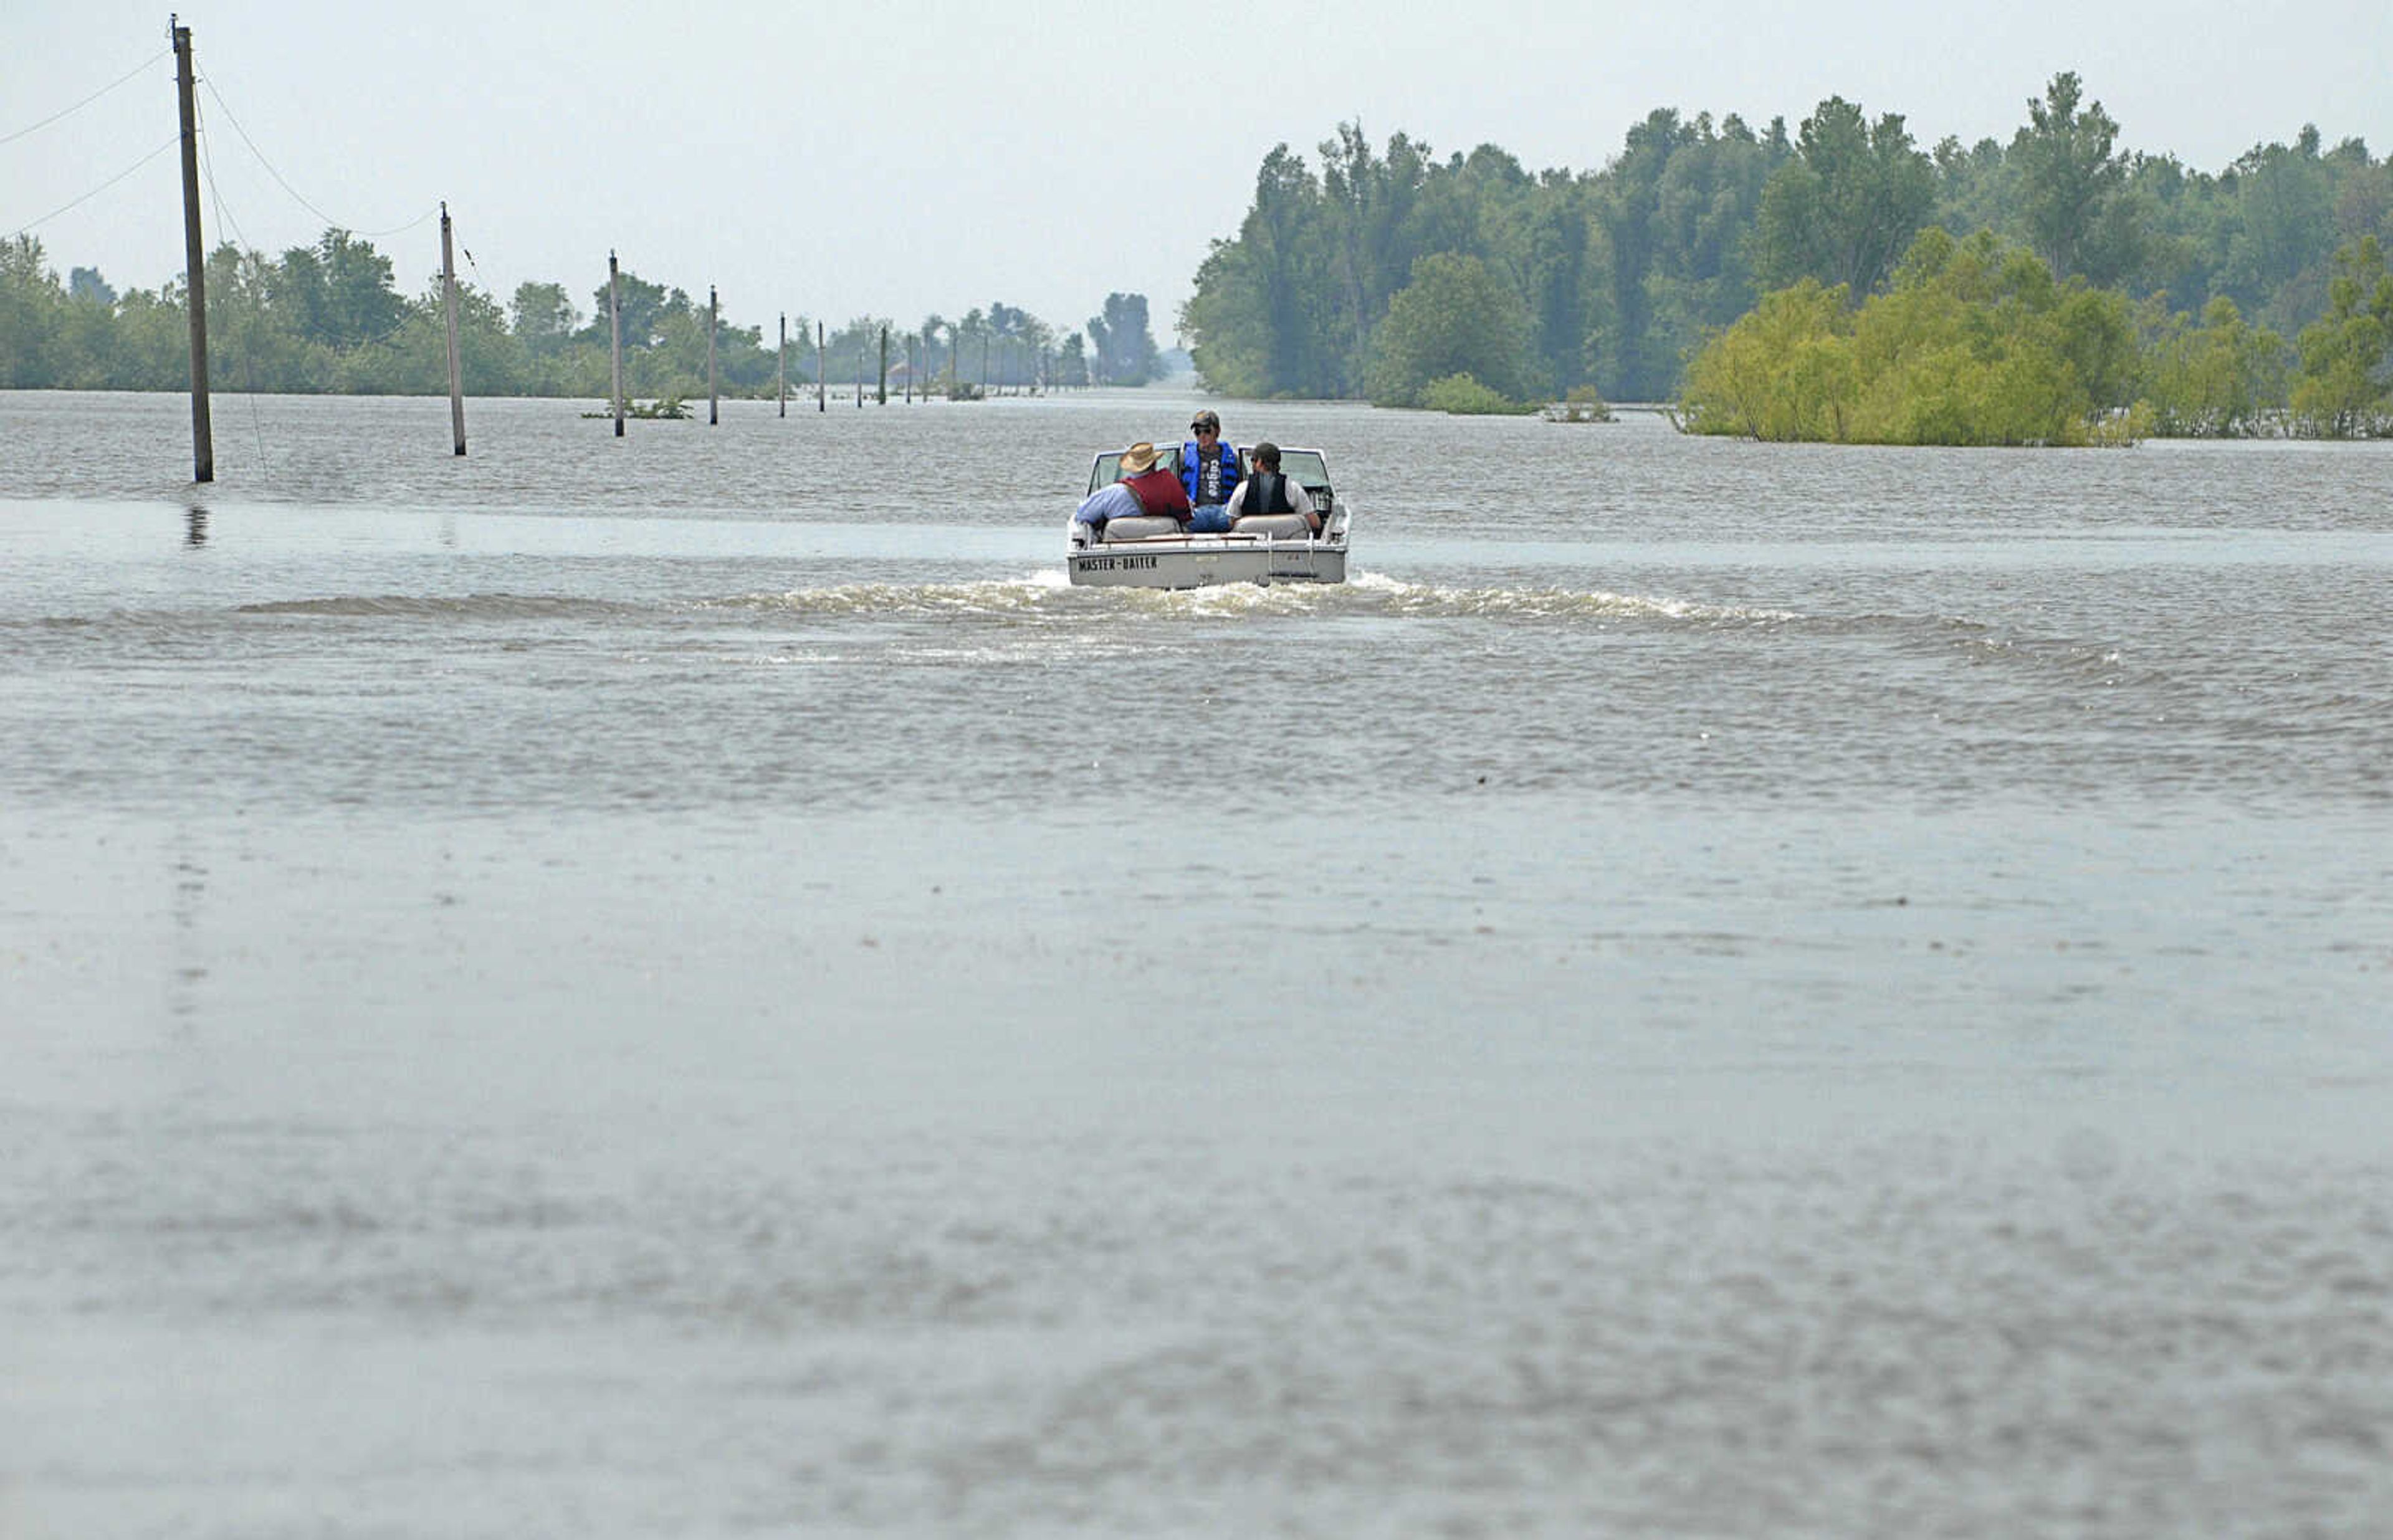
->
[171,16,212,482]
[439,202,466,455]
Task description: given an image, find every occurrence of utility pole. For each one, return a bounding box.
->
[440,202,465,455]
[608,251,624,437]
[707,285,719,426]
[778,313,786,417]
[171,16,212,482]
[877,326,889,405]
[816,321,825,413]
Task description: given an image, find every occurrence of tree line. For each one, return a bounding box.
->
[0,231,1165,397]
[1181,73,2393,432]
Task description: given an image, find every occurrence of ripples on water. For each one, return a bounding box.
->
[3,390,2391,1536]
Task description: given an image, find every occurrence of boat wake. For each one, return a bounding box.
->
[1342,572,1803,625]
[702,571,1803,626]
[234,594,644,621]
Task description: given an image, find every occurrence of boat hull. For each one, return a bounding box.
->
[1067,536,1347,589]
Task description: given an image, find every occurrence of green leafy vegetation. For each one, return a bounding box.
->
[1682,230,2147,444]
[1180,75,2393,436]
[1683,226,2386,442]
[2289,235,2393,437]
[1365,254,1539,408]
[0,231,1140,399]
[1419,373,1537,414]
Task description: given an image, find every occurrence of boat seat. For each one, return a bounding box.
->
[1101,515,1187,541]
[1231,513,1312,538]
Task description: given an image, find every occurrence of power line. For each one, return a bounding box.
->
[0,49,170,149]
[2,135,181,244]
[191,91,273,476]
[198,74,433,240]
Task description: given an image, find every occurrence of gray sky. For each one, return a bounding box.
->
[7,1,2388,345]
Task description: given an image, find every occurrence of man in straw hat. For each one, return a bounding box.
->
[1115,442,1192,522]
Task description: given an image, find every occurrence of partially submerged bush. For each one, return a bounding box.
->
[1421,372,1537,415]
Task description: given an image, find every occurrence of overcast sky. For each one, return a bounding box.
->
[7,1,2387,345]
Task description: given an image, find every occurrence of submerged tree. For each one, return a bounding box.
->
[1365,252,1537,407]
[1086,291,1162,385]
[2291,234,2393,435]
[1685,227,2144,445]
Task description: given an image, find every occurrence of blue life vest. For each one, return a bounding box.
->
[1181,440,1240,505]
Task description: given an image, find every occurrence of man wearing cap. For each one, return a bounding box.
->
[1115,442,1192,522]
[1221,441,1320,534]
[1180,411,1243,533]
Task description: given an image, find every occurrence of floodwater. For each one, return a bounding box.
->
[2,388,2390,1538]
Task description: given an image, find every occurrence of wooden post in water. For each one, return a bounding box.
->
[608,252,624,437]
[778,313,787,417]
[905,333,914,404]
[439,202,466,455]
[815,321,825,413]
[171,16,212,482]
[707,286,719,425]
[877,326,888,405]
[854,338,862,409]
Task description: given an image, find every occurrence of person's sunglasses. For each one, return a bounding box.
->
[1192,424,1216,434]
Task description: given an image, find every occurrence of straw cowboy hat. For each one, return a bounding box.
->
[1119,442,1160,474]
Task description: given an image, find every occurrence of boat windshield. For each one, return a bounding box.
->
[1087,444,1187,493]
[1275,450,1330,493]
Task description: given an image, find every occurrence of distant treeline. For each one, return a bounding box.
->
[0,232,1165,397]
[1183,73,2393,434]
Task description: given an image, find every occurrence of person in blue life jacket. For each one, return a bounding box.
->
[1180,409,1241,533]
[1220,440,1320,534]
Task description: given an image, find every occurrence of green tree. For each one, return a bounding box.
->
[2222,126,2342,330]
[1754,96,1936,300]
[275,229,407,349]
[2291,234,2393,435]
[2139,295,2289,435]
[1632,113,1782,400]
[1364,252,1537,406]
[510,282,578,353]
[1588,108,1694,397]
[1087,291,1161,385]
[1185,143,1339,394]
[1679,277,1856,439]
[0,236,65,386]
[208,242,328,391]
[586,268,676,349]
[2012,72,2128,282]
[1688,228,2136,446]
[67,266,116,307]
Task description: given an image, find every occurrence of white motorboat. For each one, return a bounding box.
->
[1066,444,1352,589]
